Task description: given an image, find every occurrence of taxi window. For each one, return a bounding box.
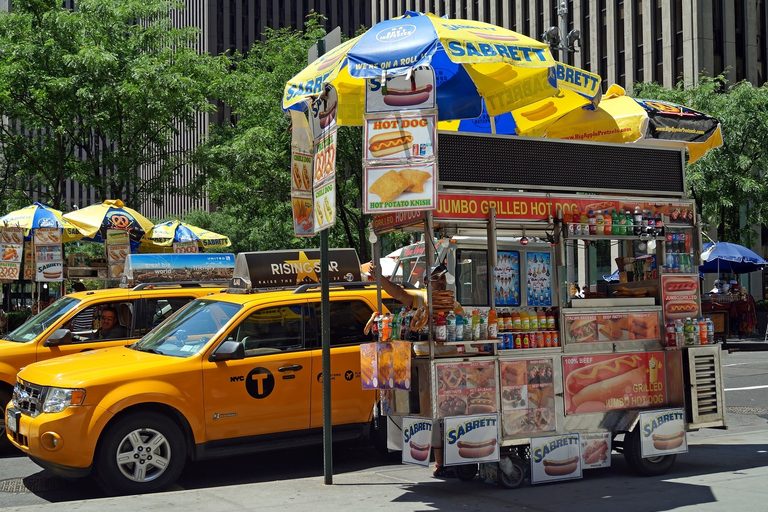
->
[308,300,374,348]
[228,305,305,357]
[134,297,197,336]
[3,296,79,343]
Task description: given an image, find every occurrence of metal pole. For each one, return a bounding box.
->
[315,37,333,486]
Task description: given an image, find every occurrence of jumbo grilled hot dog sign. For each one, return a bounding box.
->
[443,414,500,465]
[563,352,667,414]
[531,433,582,484]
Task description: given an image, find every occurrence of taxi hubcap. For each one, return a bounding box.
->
[115,427,171,482]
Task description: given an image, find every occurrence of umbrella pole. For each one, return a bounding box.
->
[490,115,497,135]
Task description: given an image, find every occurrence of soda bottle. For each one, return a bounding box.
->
[571,211,580,235]
[647,209,656,235]
[625,210,633,234]
[479,311,489,340]
[588,209,597,235]
[520,309,530,331]
[683,317,694,346]
[665,319,676,347]
[603,209,613,235]
[641,210,650,234]
[595,209,604,234]
[472,309,481,341]
[632,207,641,235]
[692,317,700,345]
[611,209,620,235]
[655,211,663,235]
[391,308,400,341]
[706,317,714,345]
[382,313,391,341]
[372,312,380,341]
[546,308,556,330]
[537,308,547,331]
[580,211,589,235]
[699,317,708,345]
[674,318,684,346]
[463,309,473,341]
[446,310,456,342]
[530,308,539,330]
[435,312,447,342]
[399,307,408,341]
[455,308,464,342]
[488,309,498,339]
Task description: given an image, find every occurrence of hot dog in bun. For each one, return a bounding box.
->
[543,456,579,476]
[664,300,699,319]
[316,52,344,71]
[368,130,413,158]
[566,354,647,410]
[382,84,433,107]
[457,438,497,459]
[651,431,685,450]
[409,440,431,461]
[468,30,519,42]
[466,391,496,415]
[663,278,698,295]
[582,440,609,464]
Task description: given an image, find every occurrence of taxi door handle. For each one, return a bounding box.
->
[278,365,303,372]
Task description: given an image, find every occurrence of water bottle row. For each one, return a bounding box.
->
[665,316,714,347]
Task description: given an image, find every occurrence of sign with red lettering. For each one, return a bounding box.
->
[563,352,666,414]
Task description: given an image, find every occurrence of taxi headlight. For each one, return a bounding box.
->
[42,388,86,413]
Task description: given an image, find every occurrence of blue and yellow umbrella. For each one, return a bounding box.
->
[0,202,82,242]
[144,220,231,251]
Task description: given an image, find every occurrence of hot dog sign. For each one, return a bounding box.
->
[638,408,687,457]
[443,414,500,466]
[401,417,433,467]
[531,433,582,483]
[563,352,667,415]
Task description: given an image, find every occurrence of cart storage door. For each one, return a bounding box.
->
[683,345,726,429]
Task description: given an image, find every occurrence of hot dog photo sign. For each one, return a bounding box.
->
[580,432,611,469]
[563,352,667,414]
[443,414,500,466]
[365,67,436,114]
[638,408,688,457]
[364,113,437,162]
[402,417,433,467]
[661,274,701,322]
[531,433,582,484]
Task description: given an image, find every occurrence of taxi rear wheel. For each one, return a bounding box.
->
[95,412,187,495]
[0,388,12,453]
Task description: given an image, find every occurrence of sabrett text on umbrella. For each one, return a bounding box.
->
[555,64,600,95]
[445,41,549,62]
[485,73,551,112]
[285,71,335,102]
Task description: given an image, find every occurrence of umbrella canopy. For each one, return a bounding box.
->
[62,199,154,248]
[283,11,561,123]
[0,202,82,242]
[144,220,231,249]
[699,242,768,274]
[544,85,723,163]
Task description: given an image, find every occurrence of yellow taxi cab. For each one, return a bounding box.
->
[5,249,395,495]
[0,253,236,453]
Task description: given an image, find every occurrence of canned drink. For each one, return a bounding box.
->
[521,333,530,349]
[497,335,506,351]
[513,332,522,349]
[419,143,427,156]
[535,331,544,348]
[544,331,552,347]
[551,331,560,347]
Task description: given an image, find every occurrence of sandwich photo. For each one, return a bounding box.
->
[382,83,433,107]
[466,391,496,415]
[565,354,647,413]
[597,316,628,341]
[628,315,658,340]
[368,130,413,158]
[567,317,597,343]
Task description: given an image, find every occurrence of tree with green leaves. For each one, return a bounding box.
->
[632,77,768,246]
[0,0,225,212]
[191,14,407,260]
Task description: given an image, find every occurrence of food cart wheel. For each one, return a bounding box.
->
[623,425,677,476]
[455,463,478,481]
[496,456,526,489]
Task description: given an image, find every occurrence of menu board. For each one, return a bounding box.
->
[493,251,520,306]
[106,229,130,279]
[435,361,496,418]
[661,274,700,322]
[34,228,63,282]
[0,227,23,280]
[499,359,556,436]
[364,341,411,391]
[563,351,666,414]
[564,311,660,343]
[526,252,552,306]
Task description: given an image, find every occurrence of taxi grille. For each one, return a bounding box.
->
[14,379,44,417]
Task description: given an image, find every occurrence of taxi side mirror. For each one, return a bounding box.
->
[209,340,244,362]
[44,328,73,347]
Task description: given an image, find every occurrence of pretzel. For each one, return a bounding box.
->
[363,311,378,335]
[410,306,429,331]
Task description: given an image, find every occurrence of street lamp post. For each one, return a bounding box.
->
[541,1,581,62]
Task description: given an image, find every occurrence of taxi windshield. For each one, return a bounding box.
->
[132,299,241,357]
[3,296,80,343]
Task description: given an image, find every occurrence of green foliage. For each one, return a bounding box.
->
[755,299,768,312]
[631,77,768,246]
[6,311,32,331]
[191,13,373,261]
[0,0,227,212]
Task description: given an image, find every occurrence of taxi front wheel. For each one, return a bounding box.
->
[95,412,187,495]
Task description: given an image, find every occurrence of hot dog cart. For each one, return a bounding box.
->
[368,133,726,487]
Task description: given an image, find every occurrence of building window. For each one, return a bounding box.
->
[634,0,644,82]
[735,0,746,81]
[242,0,249,52]
[760,0,767,84]
[653,0,663,84]
[599,0,607,88]
[536,0,544,43]
[673,0,683,84]
[616,0,625,87]
[582,0,591,69]
[713,0,724,76]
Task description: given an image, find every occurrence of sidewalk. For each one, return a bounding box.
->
[1,426,767,512]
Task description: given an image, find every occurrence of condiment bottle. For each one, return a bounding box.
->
[434,312,446,342]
